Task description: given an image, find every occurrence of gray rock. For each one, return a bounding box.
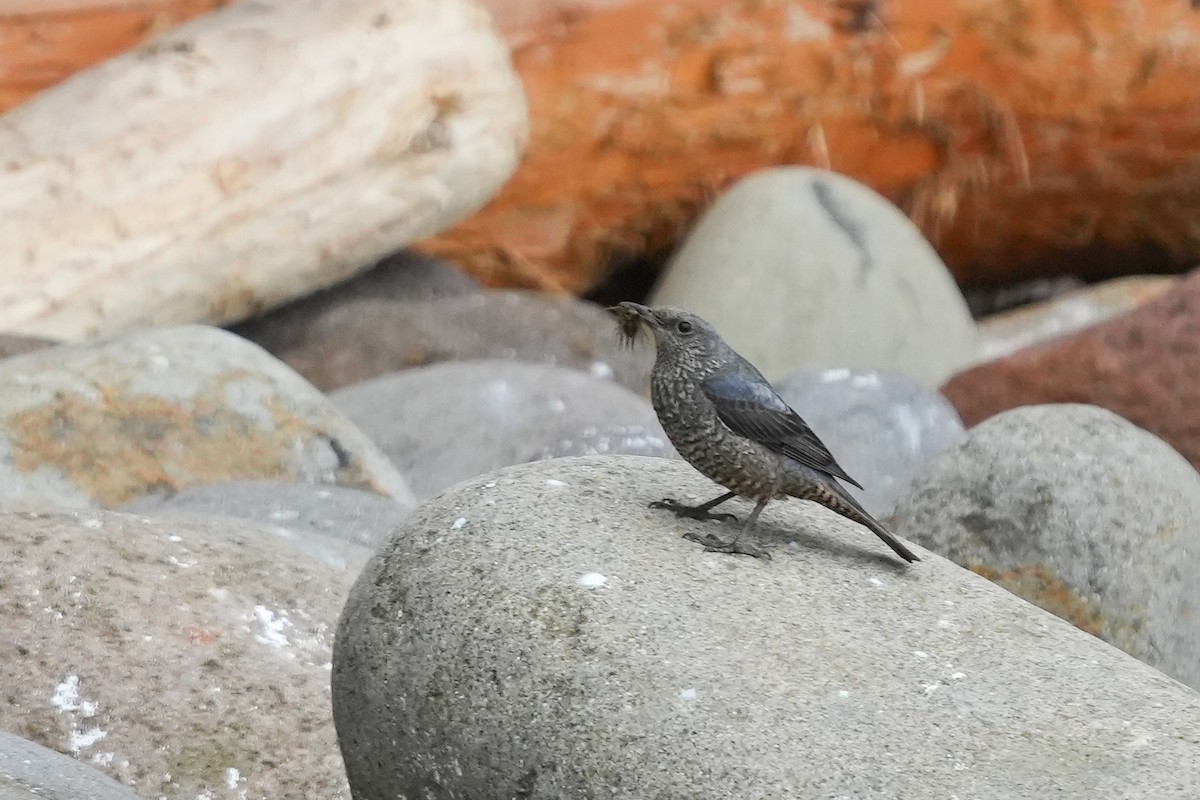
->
[773,368,965,516]
[122,479,411,563]
[0,729,140,800]
[0,334,57,362]
[0,510,353,799]
[333,455,1200,800]
[233,249,480,354]
[0,325,412,510]
[649,166,977,385]
[892,403,1200,690]
[240,289,655,392]
[331,360,665,499]
[534,424,678,461]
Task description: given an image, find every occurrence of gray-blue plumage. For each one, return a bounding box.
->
[612,301,918,563]
[700,369,863,489]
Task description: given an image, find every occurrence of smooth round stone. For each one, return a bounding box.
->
[331,360,665,499]
[333,456,1200,800]
[893,403,1200,691]
[534,424,678,460]
[650,166,977,386]
[773,368,965,516]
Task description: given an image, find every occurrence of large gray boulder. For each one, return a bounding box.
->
[649,167,977,385]
[331,360,666,499]
[892,403,1200,690]
[333,456,1200,800]
[0,510,355,799]
[0,325,412,510]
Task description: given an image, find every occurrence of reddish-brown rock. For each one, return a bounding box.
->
[941,269,1200,471]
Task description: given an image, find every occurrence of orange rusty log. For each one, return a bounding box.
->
[6,0,1200,293]
[420,0,1200,292]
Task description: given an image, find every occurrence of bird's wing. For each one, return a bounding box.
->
[700,370,863,489]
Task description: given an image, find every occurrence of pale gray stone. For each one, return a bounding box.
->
[122,479,410,565]
[892,403,1200,690]
[650,167,977,385]
[240,289,654,393]
[773,368,964,515]
[333,455,1200,800]
[0,730,139,800]
[331,360,664,499]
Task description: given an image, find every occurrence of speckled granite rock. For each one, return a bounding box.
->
[892,404,1200,691]
[0,325,412,510]
[333,456,1200,800]
[0,509,355,800]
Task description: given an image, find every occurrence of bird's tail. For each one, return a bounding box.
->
[826,482,920,563]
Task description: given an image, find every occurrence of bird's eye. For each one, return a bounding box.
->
[676,320,693,334]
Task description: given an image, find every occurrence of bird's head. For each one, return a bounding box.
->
[609,302,727,370]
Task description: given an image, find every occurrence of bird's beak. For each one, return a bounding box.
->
[611,301,655,324]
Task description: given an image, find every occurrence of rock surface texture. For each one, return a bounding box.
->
[892,404,1200,691]
[122,479,410,565]
[331,360,664,499]
[0,510,356,799]
[649,168,976,385]
[0,729,142,800]
[0,325,412,509]
[333,456,1200,800]
[942,269,1200,474]
[245,290,654,393]
[773,368,965,515]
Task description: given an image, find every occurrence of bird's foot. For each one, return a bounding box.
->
[649,498,737,523]
[682,531,770,560]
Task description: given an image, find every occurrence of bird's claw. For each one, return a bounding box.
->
[649,498,738,523]
[683,531,771,560]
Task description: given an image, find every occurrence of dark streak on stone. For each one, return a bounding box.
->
[327,435,353,470]
[812,179,872,285]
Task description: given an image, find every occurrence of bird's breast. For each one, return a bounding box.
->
[650,371,781,501]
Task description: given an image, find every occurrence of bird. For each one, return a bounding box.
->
[610,301,918,564]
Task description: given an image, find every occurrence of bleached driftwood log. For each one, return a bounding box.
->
[0,0,527,340]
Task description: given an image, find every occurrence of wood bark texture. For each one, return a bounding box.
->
[0,0,527,339]
[420,0,1200,292]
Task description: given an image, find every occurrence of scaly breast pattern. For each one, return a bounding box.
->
[651,368,781,502]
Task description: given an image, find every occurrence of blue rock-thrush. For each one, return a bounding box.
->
[612,301,918,563]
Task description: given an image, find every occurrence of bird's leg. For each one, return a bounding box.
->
[684,499,770,559]
[650,490,738,522]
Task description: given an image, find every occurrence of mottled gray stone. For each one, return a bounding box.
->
[650,166,977,385]
[0,510,353,799]
[534,424,678,461]
[233,249,480,356]
[772,368,964,515]
[331,360,665,499]
[238,289,655,393]
[0,325,413,510]
[122,479,411,564]
[0,730,140,800]
[333,456,1200,800]
[892,403,1200,690]
[0,334,57,362]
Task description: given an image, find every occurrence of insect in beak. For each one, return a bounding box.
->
[609,302,650,349]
